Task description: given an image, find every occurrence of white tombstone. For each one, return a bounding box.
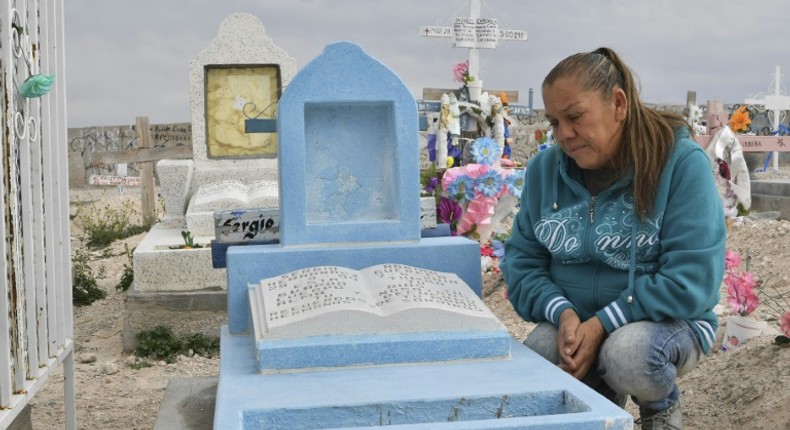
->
[157,12,296,234]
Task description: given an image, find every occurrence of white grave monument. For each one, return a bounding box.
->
[125,13,296,350]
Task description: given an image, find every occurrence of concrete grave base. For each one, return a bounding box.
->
[213,327,633,429]
[154,377,217,430]
[750,179,790,220]
[122,287,226,351]
[133,223,226,292]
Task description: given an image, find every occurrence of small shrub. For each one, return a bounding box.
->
[135,325,219,363]
[74,200,149,249]
[129,360,153,370]
[72,248,106,306]
[116,244,135,292]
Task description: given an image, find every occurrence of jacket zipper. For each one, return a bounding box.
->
[589,196,597,224]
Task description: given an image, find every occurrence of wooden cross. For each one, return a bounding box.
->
[419,0,528,82]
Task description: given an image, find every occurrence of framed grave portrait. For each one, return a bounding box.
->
[205,64,281,159]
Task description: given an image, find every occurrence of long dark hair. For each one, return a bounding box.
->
[543,47,691,219]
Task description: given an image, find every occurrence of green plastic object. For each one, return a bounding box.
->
[19,74,54,98]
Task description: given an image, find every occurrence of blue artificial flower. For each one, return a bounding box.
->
[475,170,504,197]
[505,169,526,196]
[470,137,501,166]
[446,174,476,201]
[491,239,505,259]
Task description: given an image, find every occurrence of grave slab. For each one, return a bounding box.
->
[213,327,633,429]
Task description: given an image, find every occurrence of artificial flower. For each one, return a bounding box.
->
[505,169,526,196]
[481,255,494,272]
[470,137,501,166]
[446,156,455,169]
[452,61,470,84]
[446,174,476,201]
[437,196,462,226]
[457,195,496,237]
[725,250,742,271]
[727,271,760,317]
[480,244,494,257]
[781,310,790,338]
[728,106,751,133]
[423,176,439,194]
[474,170,504,197]
[491,239,505,259]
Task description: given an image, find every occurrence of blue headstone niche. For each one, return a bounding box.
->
[277,42,420,245]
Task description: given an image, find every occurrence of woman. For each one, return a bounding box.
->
[501,47,725,429]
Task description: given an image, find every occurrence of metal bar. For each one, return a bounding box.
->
[0,0,15,408]
[21,0,42,380]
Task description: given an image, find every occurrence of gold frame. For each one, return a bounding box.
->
[205,64,281,159]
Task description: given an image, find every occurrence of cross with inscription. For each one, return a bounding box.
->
[745,65,790,171]
[419,0,528,82]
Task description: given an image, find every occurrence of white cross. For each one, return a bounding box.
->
[744,65,790,171]
[419,0,527,82]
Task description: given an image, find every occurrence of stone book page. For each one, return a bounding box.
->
[248,264,491,337]
[191,180,251,212]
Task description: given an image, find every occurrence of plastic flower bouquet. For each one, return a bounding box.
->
[441,137,524,241]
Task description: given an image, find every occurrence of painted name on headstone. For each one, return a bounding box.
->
[214,208,280,243]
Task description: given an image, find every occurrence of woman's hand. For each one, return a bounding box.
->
[557,311,606,380]
[557,308,581,372]
[563,317,606,379]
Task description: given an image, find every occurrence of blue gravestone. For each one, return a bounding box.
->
[214,41,633,429]
[277,41,420,245]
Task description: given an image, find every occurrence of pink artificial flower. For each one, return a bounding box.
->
[725,250,742,271]
[781,310,790,338]
[452,61,469,83]
[726,272,760,316]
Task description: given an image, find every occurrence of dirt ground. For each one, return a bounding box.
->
[27,184,790,429]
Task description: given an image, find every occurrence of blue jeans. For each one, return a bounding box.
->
[523,319,702,411]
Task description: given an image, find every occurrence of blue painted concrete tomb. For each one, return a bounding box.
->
[214,40,633,429]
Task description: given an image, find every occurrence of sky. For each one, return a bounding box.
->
[63,0,790,128]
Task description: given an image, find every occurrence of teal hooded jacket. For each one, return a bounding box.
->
[502,129,726,353]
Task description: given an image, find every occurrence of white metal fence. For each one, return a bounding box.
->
[1,0,74,428]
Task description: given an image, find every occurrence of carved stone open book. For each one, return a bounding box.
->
[248,263,506,342]
[189,179,278,212]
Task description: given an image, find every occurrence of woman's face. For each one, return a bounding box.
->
[543,77,627,170]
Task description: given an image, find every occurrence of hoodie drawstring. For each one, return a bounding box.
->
[627,221,637,303]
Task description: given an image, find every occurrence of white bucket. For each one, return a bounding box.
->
[722,316,768,351]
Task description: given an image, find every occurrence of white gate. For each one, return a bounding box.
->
[0,0,75,429]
